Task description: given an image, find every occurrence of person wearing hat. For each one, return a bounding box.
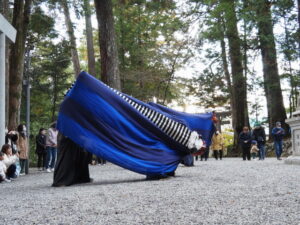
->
[271,122,285,160]
[252,122,266,160]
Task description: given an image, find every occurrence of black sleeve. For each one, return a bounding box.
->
[36,135,45,148]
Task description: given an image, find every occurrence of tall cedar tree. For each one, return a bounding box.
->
[60,0,81,78]
[297,0,300,51]
[94,0,121,90]
[8,0,32,130]
[221,0,249,146]
[83,0,96,76]
[255,0,287,133]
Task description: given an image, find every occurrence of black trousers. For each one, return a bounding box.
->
[19,159,29,174]
[242,146,251,160]
[6,164,16,179]
[213,150,223,160]
[201,147,209,161]
[97,157,106,165]
[37,152,47,169]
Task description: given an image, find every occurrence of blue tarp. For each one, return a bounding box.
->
[57,71,214,176]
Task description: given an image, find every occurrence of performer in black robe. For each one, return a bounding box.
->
[52,134,92,187]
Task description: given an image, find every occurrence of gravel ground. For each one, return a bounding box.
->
[1,158,299,225]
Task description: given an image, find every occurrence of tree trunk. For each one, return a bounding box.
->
[94,0,121,90]
[119,0,126,87]
[83,0,96,77]
[219,18,235,131]
[297,0,300,55]
[221,0,249,149]
[60,0,81,78]
[8,0,32,130]
[256,0,287,135]
[52,74,58,122]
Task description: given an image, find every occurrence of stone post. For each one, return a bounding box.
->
[285,95,300,165]
[0,14,16,145]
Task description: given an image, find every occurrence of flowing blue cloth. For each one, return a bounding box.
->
[57,71,214,176]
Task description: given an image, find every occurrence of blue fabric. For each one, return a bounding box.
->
[57,71,215,176]
[182,154,194,166]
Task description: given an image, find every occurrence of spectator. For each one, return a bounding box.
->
[0,152,11,183]
[1,144,18,180]
[97,157,106,165]
[6,130,18,154]
[239,126,252,161]
[200,147,209,161]
[17,124,29,175]
[252,122,266,160]
[272,122,285,160]
[250,140,259,160]
[46,122,58,173]
[36,128,47,171]
[6,129,21,175]
[211,130,224,160]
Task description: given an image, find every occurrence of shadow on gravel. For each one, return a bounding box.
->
[79,178,147,186]
[78,175,184,187]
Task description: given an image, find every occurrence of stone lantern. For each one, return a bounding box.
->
[285,95,300,165]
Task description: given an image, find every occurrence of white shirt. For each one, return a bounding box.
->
[0,160,7,178]
[3,154,18,168]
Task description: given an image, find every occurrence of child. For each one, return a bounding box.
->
[0,152,11,183]
[250,140,259,160]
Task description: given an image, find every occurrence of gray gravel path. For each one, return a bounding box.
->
[1,158,299,225]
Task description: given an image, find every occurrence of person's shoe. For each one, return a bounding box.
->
[51,168,55,172]
[278,157,282,160]
[4,178,11,182]
[19,173,25,176]
[46,168,51,173]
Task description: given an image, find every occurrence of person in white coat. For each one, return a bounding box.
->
[1,144,18,180]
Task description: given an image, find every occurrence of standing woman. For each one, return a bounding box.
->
[239,126,252,161]
[211,130,224,160]
[46,123,58,172]
[17,124,29,175]
[36,128,47,171]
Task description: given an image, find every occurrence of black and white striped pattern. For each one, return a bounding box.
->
[106,86,193,148]
[65,81,196,150]
[64,81,76,97]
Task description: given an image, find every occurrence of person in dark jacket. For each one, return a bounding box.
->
[239,126,252,160]
[35,128,47,170]
[252,123,266,160]
[271,122,285,160]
